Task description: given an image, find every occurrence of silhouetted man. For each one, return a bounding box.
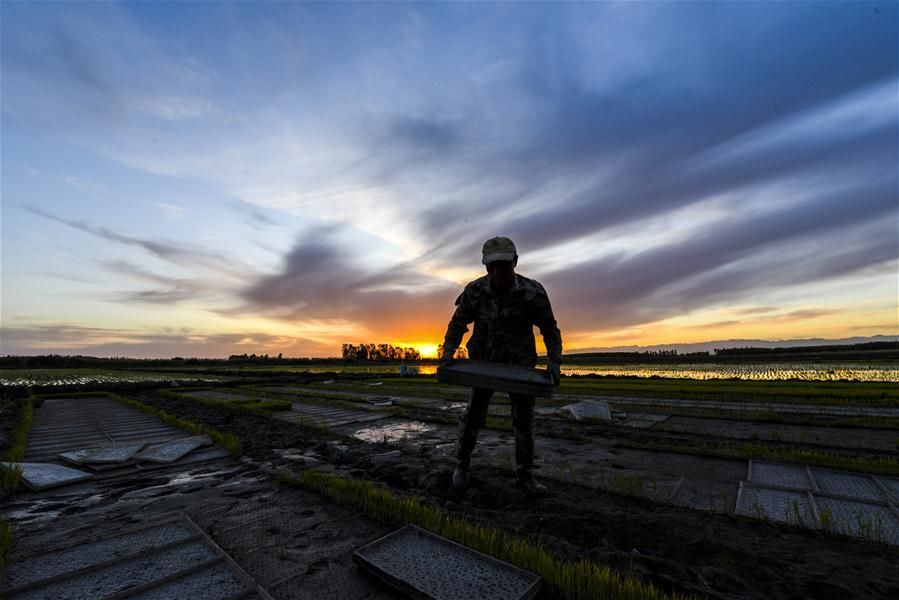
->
[440,236,563,493]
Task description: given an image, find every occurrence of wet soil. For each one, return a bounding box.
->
[5,458,402,600]
[130,386,899,600]
[657,414,899,452]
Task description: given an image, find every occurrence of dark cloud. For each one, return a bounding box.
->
[241,227,458,339]
[544,183,898,331]
[350,4,898,340]
[365,3,898,268]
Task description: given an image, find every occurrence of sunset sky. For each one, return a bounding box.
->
[1,1,897,358]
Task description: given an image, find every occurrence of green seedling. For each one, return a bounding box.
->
[0,518,14,572]
[1,397,33,493]
[278,468,696,600]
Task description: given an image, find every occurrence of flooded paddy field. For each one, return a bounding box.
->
[561,361,899,382]
[322,360,896,381]
[63,359,899,382]
[0,368,226,387]
[3,371,899,599]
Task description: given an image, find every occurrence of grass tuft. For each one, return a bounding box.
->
[0,517,14,572]
[1,397,34,492]
[160,389,290,415]
[620,439,899,477]
[254,399,293,412]
[279,468,694,600]
[740,443,899,476]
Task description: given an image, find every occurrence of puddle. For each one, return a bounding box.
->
[353,421,436,443]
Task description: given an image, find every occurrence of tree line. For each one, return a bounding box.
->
[341,343,421,361]
[714,341,897,356]
[436,345,469,359]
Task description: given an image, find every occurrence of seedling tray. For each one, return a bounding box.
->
[436,360,554,398]
[353,524,541,600]
[1,462,92,491]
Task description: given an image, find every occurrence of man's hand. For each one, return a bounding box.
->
[439,350,456,369]
[547,361,561,387]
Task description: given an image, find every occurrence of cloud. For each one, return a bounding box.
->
[727,306,780,316]
[782,308,842,321]
[0,323,332,358]
[543,185,898,331]
[243,206,281,229]
[97,259,209,305]
[1,2,214,129]
[4,2,897,354]
[156,203,186,221]
[138,96,215,122]
[63,175,112,200]
[685,308,843,331]
[27,206,245,279]
[239,226,458,339]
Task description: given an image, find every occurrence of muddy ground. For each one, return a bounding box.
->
[122,382,899,600]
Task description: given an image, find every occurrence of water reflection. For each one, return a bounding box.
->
[256,362,898,382]
[560,363,899,382]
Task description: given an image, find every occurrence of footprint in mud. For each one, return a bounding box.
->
[306,558,333,576]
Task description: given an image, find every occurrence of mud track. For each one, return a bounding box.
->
[130,383,899,600]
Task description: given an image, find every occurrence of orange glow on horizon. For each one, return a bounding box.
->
[412,343,439,358]
[390,340,441,358]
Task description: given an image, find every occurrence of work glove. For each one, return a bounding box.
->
[547,361,561,387]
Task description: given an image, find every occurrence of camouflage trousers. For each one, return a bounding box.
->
[456,388,535,474]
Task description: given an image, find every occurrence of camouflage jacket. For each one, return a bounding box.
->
[442,274,563,367]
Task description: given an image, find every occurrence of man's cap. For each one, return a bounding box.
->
[482,236,517,264]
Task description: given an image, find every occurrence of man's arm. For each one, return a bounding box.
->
[533,287,563,384]
[441,286,477,362]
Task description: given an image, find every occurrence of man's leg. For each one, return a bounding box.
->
[510,393,546,493]
[457,387,493,467]
[454,387,492,489]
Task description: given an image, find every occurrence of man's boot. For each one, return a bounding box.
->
[516,470,548,494]
[452,463,470,490]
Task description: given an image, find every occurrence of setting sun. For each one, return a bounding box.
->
[413,344,440,358]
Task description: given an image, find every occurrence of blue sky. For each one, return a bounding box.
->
[1,1,896,358]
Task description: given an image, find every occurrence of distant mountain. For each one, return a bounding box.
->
[570,334,899,355]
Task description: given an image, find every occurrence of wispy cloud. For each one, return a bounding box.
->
[63,175,112,201]
[27,206,245,280]
[156,203,186,221]
[96,259,209,305]
[2,3,215,128]
[0,323,332,358]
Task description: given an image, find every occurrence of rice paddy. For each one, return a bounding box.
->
[560,362,899,382]
[0,368,225,387]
